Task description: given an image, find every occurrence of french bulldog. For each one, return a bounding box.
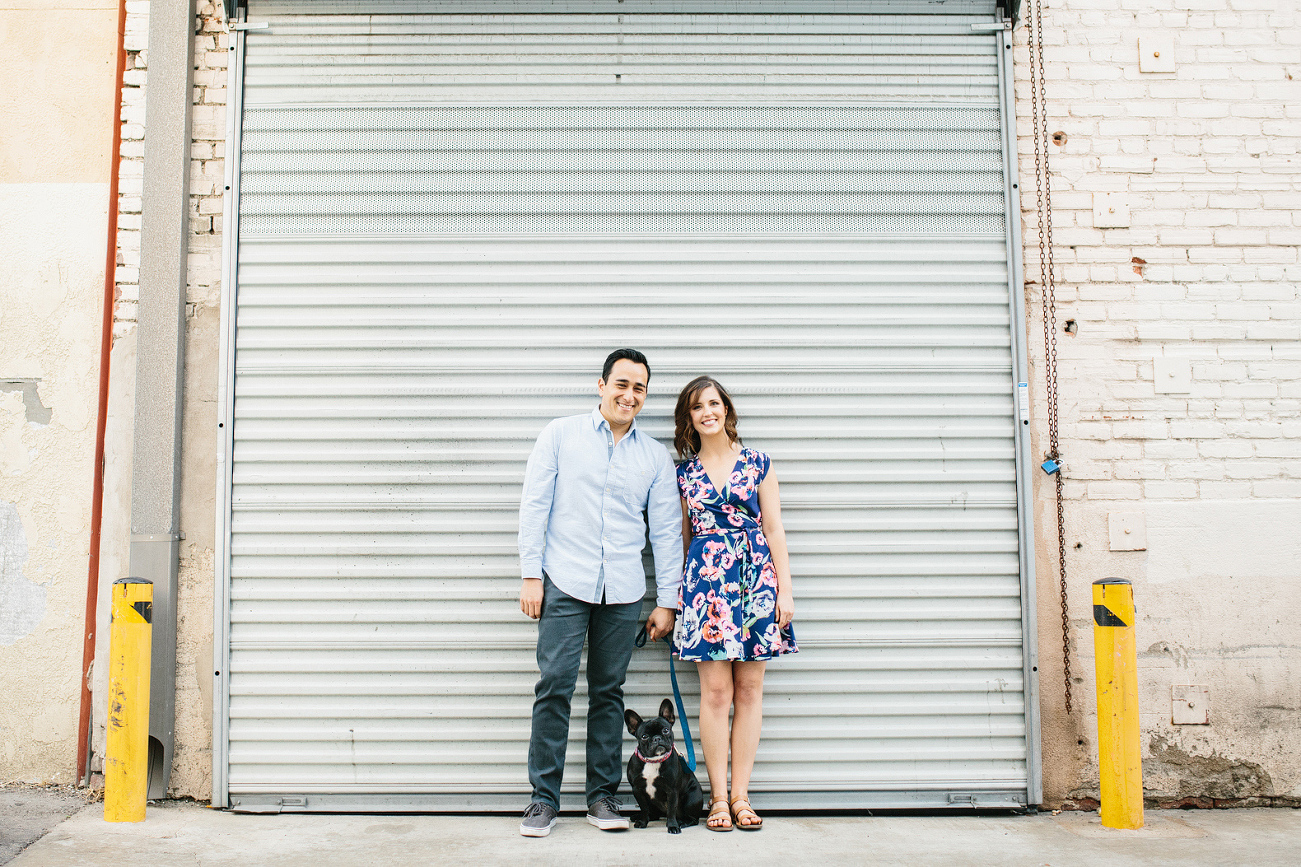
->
[624,698,705,833]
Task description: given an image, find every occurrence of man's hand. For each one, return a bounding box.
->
[645,606,677,642]
[520,578,543,619]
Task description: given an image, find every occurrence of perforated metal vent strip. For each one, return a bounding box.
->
[239,105,1006,236]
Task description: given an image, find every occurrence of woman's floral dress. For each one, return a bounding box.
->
[673,447,798,661]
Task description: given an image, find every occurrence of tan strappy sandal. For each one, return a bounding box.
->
[730,796,763,830]
[706,797,733,831]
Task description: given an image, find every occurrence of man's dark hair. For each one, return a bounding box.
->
[601,348,651,382]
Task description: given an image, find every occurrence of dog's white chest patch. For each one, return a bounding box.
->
[643,759,661,801]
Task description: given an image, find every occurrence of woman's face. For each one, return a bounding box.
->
[689,385,728,440]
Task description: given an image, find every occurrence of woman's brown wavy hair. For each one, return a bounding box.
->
[673,376,741,459]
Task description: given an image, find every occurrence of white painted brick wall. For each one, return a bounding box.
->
[1015,0,1301,805]
[113,1,226,338]
[1016,1,1300,506]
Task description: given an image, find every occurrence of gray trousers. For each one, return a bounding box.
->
[527,575,642,809]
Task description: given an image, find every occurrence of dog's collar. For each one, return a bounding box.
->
[634,745,674,764]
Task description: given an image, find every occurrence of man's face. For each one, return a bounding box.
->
[597,358,649,428]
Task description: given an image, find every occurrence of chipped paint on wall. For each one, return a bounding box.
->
[0,379,52,426]
[1146,735,1273,801]
[0,501,45,645]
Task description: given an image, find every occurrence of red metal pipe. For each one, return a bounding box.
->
[78,0,129,786]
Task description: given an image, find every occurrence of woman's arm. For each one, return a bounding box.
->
[757,471,794,628]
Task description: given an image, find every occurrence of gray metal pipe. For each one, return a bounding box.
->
[129,0,195,801]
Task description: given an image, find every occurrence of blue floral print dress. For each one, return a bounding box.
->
[673,447,798,662]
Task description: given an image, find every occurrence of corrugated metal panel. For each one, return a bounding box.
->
[238,105,1006,235]
[223,1,1030,811]
[241,5,1000,105]
[252,1,996,13]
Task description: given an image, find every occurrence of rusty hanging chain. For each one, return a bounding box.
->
[1026,0,1071,714]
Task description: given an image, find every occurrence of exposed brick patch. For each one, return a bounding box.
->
[114,1,226,337]
[1059,796,1101,812]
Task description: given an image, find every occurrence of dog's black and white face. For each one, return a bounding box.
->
[625,698,677,758]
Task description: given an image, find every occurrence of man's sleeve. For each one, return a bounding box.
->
[519,421,560,579]
[647,447,685,609]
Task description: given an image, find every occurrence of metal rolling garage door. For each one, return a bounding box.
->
[215,0,1040,811]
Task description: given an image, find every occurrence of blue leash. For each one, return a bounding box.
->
[634,625,697,772]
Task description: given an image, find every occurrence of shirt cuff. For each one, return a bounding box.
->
[655,593,679,610]
[520,559,543,580]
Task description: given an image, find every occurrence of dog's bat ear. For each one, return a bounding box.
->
[659,698,675,724]
[625,709,643,735]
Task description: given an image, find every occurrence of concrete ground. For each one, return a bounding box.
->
[6,800,1299,867]
[0,787,94,865]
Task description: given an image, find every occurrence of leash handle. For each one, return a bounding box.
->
[634,626,697,773]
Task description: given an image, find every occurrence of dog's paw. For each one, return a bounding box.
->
[633,818,649,829]
[667,824,682,834]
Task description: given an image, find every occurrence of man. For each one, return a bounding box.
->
[517,348,683,837]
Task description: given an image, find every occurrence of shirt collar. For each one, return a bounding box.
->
[590,405,638,438]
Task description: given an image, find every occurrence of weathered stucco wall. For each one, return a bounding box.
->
[1015,0,1301,806]
[0,0,119,783]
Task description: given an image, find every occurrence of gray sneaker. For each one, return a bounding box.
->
[520,802,558,837]
[586,796,630,831]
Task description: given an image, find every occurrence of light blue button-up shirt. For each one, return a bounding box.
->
[519,407,684,608]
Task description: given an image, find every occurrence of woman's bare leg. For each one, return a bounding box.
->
[728,660,767,820]
[696,660,735,818]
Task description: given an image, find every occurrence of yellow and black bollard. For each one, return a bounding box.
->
[104,578,153,823]
[1093,577,1143,829]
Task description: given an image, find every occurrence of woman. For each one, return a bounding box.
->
[672,375,797,831]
